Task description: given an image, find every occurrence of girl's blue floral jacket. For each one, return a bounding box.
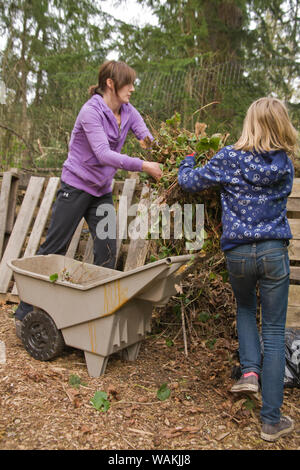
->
[178,146,294,251]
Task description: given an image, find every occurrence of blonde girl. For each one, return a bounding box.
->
[178,97,298,442]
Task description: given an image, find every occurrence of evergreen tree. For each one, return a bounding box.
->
[116,0,248,67]
[116,0,299,140]
[0,0,114,166]
[245,0,300,103]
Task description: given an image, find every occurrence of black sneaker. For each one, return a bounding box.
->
[230,374,259,394]
[261,416,294,442]
[14,301,33,321]
[15,319,23,339]
[14,301,33,340]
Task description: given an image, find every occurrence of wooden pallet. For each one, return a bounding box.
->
[0,169,19,259]
[287,178,300,328]
[0,171,152,302]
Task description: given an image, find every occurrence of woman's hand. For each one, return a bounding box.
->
[139,138,152,149]
[142,161,163,180]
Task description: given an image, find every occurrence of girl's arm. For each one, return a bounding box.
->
[178,152,226,193]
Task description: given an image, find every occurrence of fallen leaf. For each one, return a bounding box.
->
[80,425,92,434]
[181,426,202,433]
[128,428,154,436]
[23,369,45,383]
[215,431,230,441]
[170,382,179,389]
[124,408,133,418]
[231,398,246,415]
[174,284,183,294]
[164,426,184,438]
[188,406,204,414]
[107,384,119,400]
[152,436,161,447]
[64,386,80,406]
[165,431,182,438]
[195,122,207,138]
[137,396,149,403]
[73,397,82,408]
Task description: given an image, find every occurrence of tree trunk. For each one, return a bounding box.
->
[20,7,33,168]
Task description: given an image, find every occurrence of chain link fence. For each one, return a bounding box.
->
[0,60,299,170]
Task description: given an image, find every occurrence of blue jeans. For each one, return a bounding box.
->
[225,240,290,424]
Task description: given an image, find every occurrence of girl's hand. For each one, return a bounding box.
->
[142,161,163,180]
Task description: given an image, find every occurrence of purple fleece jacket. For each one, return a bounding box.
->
[61,94,153,196]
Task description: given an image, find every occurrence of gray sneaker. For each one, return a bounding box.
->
[261,416,294,442]
[230,374,259,394]
[15,319,23,339]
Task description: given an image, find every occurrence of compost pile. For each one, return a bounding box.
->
[132,112,236,346]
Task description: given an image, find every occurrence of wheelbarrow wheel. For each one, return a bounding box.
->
[21,308,65,361]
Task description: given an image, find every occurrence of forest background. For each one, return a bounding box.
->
[0,0,299,170]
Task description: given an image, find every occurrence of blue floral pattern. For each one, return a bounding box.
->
[178,146,294,251]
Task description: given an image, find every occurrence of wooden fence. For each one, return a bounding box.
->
[286,179,300,328]
[0,169,154,303]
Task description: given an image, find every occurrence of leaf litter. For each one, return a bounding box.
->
[0,299,299,450]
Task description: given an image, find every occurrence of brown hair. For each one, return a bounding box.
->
[234,97,299,158]
[88,60,136,97]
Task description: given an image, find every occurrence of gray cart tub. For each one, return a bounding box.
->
[8,254,194,376]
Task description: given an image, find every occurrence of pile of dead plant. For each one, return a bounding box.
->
[133,112,236,351]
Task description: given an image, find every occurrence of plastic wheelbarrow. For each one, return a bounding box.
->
[8,254,194,376]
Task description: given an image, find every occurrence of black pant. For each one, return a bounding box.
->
[38,181,116,267]
[15,181,117,320]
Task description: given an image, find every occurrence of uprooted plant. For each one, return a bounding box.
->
[131,112,236,351]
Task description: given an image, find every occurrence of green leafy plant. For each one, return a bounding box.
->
[134,112,226,259]
[49,273,58,283]
[69,374,87,388]
[166,111,181,128]
[90,391,110,412]
[243,398,256,411]
[139,113,225,189]
[206,338,217,350]
[157,383,171,401]
[198,311,210,323]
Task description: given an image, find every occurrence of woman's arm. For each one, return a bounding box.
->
[81,105,162,179]
[129,105,154,142]
[81,106,143,172]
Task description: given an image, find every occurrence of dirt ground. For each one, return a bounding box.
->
[0,301,299,452]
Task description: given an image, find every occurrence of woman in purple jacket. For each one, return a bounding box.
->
[15,60,162,323]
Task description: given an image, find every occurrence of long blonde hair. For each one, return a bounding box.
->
[234,97,298,158]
